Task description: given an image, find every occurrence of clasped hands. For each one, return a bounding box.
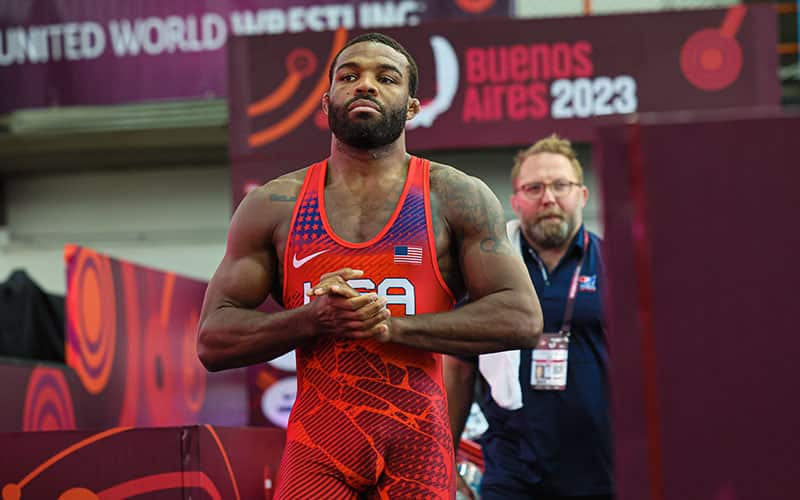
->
[306,268,392,342]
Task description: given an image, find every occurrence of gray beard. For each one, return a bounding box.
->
[529,217,573,249]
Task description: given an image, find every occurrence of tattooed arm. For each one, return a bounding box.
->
[196,176,306,371]
[385,165,543,355]
[197,173,388,371]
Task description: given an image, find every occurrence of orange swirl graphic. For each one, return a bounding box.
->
[66,248,116,395]
[248,28,347,149]
[22,368,75,431]
[143,273,177,425]
[204,425,241,500]
[248,72,303,117]
[248,48,318,117]
[182,309,207,414]
[117,262,141,426]
[97,472,221,500]
[2,427,132,497]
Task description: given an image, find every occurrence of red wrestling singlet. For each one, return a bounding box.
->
[279,157,456,499]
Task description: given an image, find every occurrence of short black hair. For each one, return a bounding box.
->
[328,32,419,98]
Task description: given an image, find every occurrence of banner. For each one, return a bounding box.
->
[0,0,510,113]
[228,5,779,207]
[0,426,285,499]
[64,245,248,428]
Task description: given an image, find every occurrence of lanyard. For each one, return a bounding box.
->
[559,231,589,336]
[527,231,589,337]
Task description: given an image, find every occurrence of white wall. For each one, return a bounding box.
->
[0,164,231,294]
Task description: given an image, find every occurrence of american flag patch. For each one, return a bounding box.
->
[578,275,597,292]
[394,245,423,265]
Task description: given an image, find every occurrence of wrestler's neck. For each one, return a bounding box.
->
[327,134,410,186]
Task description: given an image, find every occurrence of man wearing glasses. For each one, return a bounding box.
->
[445,134,612,500]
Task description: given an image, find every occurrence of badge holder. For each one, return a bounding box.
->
[531,331,569,390]
[530,232,588,392]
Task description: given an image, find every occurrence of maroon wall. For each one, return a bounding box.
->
[597,110,800,500]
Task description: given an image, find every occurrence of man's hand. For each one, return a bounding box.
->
[307,268,391,340]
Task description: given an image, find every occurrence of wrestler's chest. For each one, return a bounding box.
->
[272,207,459,294]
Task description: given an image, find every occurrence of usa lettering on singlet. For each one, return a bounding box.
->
[277,156,457,498]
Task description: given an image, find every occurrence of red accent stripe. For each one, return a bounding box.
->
[456,439,484,470]
[627,123,665,500]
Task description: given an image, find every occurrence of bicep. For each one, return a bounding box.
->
[454,179,533,301]
[205,250,274,311]
[201,190,278,318]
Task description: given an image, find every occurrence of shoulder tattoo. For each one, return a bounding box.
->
[433,167,512,256]
[269,193,297,202]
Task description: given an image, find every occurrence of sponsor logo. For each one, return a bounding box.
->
[292,249,329,268]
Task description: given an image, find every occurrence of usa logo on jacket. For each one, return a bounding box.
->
[578,275,597,292]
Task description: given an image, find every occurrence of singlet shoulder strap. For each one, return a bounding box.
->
[282,159,326,298]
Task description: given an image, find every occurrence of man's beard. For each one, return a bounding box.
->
[527,211,578,249]
[328,97,407,150]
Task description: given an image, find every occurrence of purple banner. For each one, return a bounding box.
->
[228,5,779,207]
[0,0,510,113]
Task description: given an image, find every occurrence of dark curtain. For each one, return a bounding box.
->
[0,270,65,362]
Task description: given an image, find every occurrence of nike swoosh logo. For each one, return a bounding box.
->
[292,249,330,268]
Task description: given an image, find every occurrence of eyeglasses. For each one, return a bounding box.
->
[515,180,582,199]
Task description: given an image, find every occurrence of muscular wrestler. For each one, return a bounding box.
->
[197,32,543,499]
